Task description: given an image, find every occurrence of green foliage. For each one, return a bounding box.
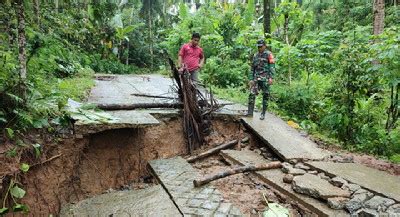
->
[20,163,30,173]
[161,1,400,161]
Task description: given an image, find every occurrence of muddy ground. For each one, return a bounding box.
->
[0,115,399,216]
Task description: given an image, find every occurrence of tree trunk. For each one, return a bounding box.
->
[186,137,249,163]
[33,0,40,25]
[148,2,154,68]
[373,0,385,35]
[16,0,27,82]
[263,0,271,39]
[193,162,282,187]
[284,13,289,44]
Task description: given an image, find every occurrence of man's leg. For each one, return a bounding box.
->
[189,70,200,85]
[260,81,270,120]
[247,93,256,117]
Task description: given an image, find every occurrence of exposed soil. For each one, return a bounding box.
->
[1,117,186,216]
[1,117,266,216]
[189,127,309,216]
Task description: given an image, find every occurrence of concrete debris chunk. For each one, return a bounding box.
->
[292,174,351,200]
[281,162,293,173]
[328,154,354,163]
[282,163,306,175]
[308,170,318,175]
[364,196,395,212]
[345,192,374,213]
[342,183,361,193]
[283,174,294,184]
[353,188,370,195]
[294,163,310,170]
[318,172,331,181]
[355,208,379,217]
[330,177,348,188]
[327,197,350,210]
[387,204,400,215]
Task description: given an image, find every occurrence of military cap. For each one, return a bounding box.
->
[256,39,266,46]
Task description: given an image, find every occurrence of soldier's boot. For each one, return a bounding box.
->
[260,95,268,120]
[246,102,254,117]
[246,94,255,117]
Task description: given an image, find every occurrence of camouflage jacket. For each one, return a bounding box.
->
[248,50,275,81]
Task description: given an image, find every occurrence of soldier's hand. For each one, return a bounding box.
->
[268,78,273,85]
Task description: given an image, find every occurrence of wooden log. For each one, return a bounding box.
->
[193,162,282,187]
[130,93,178,100]
[187,137,249,163]
[96,102,183,110]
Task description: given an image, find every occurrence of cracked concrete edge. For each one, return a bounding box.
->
[220,152,348,217]
[304,162,400,203]
[239,119,288,161]
[146,162,185,217]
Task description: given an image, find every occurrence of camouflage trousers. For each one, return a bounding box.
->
[248,80,270,114]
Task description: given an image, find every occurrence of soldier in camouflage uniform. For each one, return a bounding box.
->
[247,39,276,120]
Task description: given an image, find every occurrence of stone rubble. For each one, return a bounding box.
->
[345,191,374,213]
[282,163,307,175]
[318,172,331,181]
[292,174,351,200]
[327,197,350,210]
[364,196,395,212]
[342,183,361,193]
[282,174,294,184]
[387,204,400,215]
[294,163,310,170]
[330,177,348,188]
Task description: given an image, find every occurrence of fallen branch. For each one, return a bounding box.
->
[187,137,249,163]
[193,162,282,187]
[96,102,182,110]
[130,93,178,100]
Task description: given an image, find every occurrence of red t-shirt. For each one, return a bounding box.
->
[179,43,204,71]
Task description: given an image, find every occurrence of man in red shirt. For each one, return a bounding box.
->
[178,33,205,84]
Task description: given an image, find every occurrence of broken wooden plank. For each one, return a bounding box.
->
[186,137,249,163]
[193,162,281,187]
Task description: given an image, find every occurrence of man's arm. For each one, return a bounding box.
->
[178,55,183,68]
[199,55,205,68]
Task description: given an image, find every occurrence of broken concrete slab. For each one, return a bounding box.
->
[241,112,330,161]
[292,174,351,200]
[327,197,349,210]
[72,110,160,135]
[282,162,306,175]
[59,185,180,216]
[355,208,379,217]
[220,150,348,217]
[345,191,374,213]
[342,183,362,193]
[330,177,348,188]
[88,74,177,107]
[148,157,242,216]
[387,204,400,215]
[364,196,395,211]
[294,163,310,170]
[88,74,246,118]
[306,162,400,202]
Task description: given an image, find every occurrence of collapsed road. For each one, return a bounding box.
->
[13,74,399,216]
